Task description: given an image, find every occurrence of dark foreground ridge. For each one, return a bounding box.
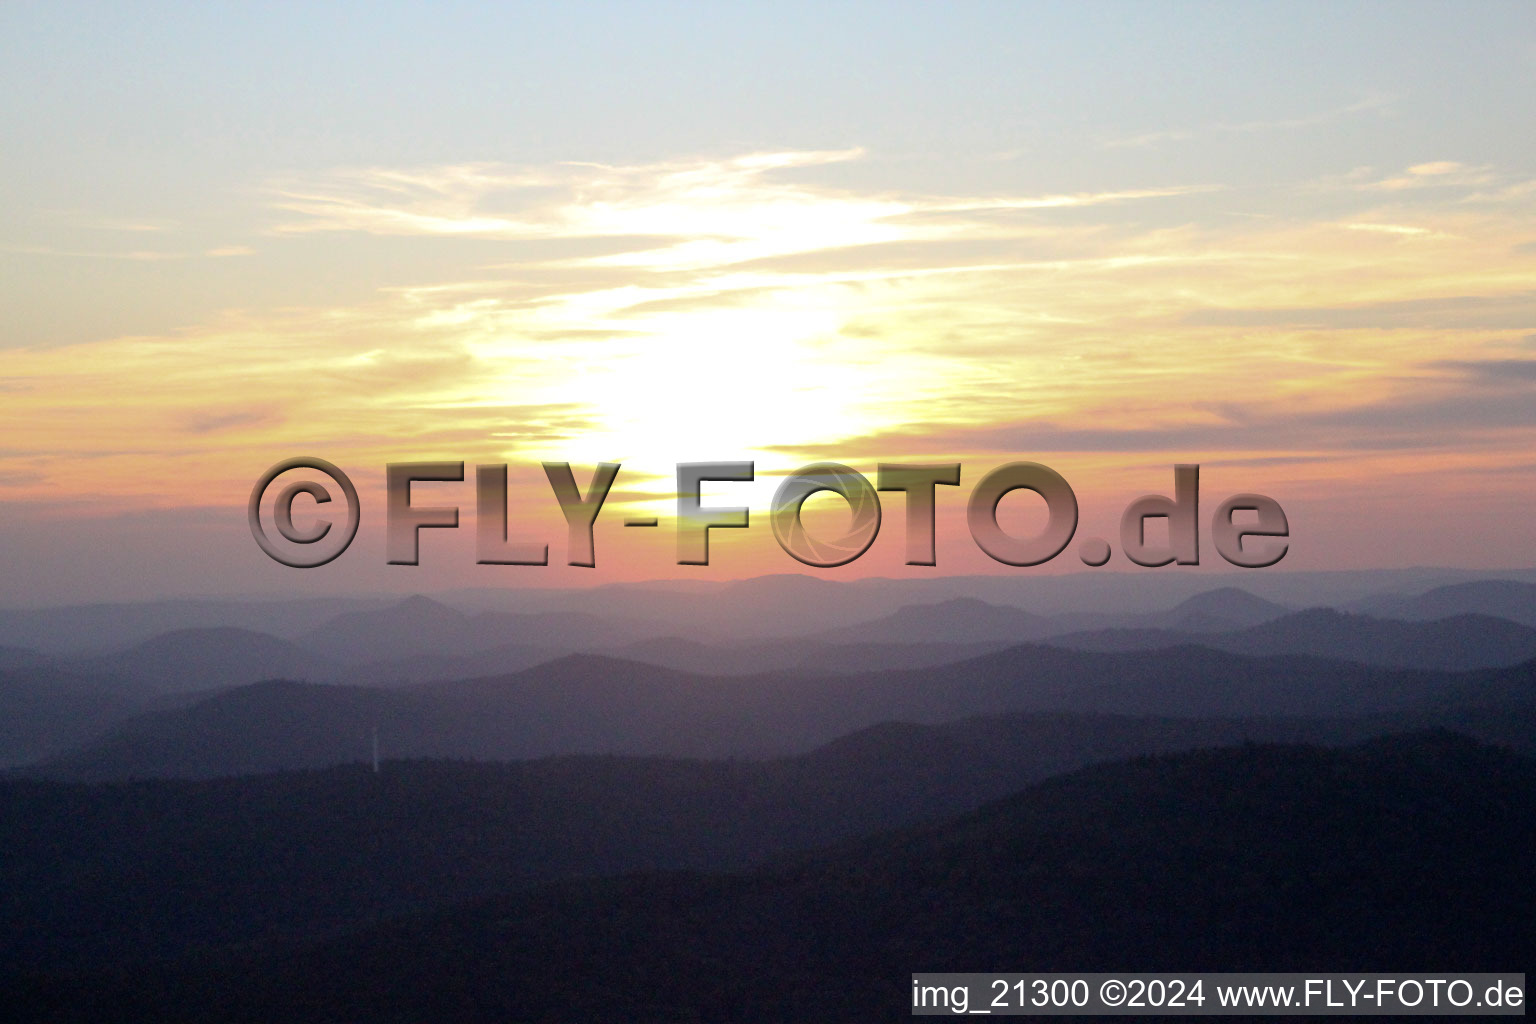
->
[0,711,1373,970]
[8,731,1533,1023]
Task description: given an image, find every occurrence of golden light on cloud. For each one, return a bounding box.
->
[2,151,1533,571]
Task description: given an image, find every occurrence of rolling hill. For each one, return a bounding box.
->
[73,627,339,692]
[816,597,1056,644]
[1358,579,1536,627]
[0,667,155,767]
[1051,608,1536,670]
[28,643,1501,780]
[0,710,1378,971]
[294,595,638,664]
[1132,584,1291,631]
[11,732,1531,1023]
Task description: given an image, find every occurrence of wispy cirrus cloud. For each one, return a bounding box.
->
[4,148,1535,520]
[1182,292,1536,331]
[1,243,254,261]
[268,150,1215,274]
[776,361,1536,459]
[1363,161,1497,192]
[1100,93,1394,149]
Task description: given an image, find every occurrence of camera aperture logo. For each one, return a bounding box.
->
[249,460,1289,571]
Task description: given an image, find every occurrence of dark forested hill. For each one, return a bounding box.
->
[0,710,1386,971]
[0,667,155,767]
[10,732,1531,1023]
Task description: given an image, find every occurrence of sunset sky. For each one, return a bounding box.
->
[2,2,1534,602]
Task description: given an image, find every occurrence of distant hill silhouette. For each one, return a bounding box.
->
[0,588,1297,704]
[28,645,1508,780]
[466,569,1534,637]
[605,634,1007,676]
[803,587,1288,650]
[11,732,1531,1022]
[1138,585,1290,631]
[796,640,1007,673]
[818,597,1056,644]
[335,641,558,686]
[6,574,1533,656]
[0,597,390,656]
[1235,609,1536,667]
[1052,608,1536,670]
[74,627,339,692]
[1360,579,1536,627]
[295,595,637,664]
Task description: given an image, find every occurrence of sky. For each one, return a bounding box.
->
[1,1,1534,604]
